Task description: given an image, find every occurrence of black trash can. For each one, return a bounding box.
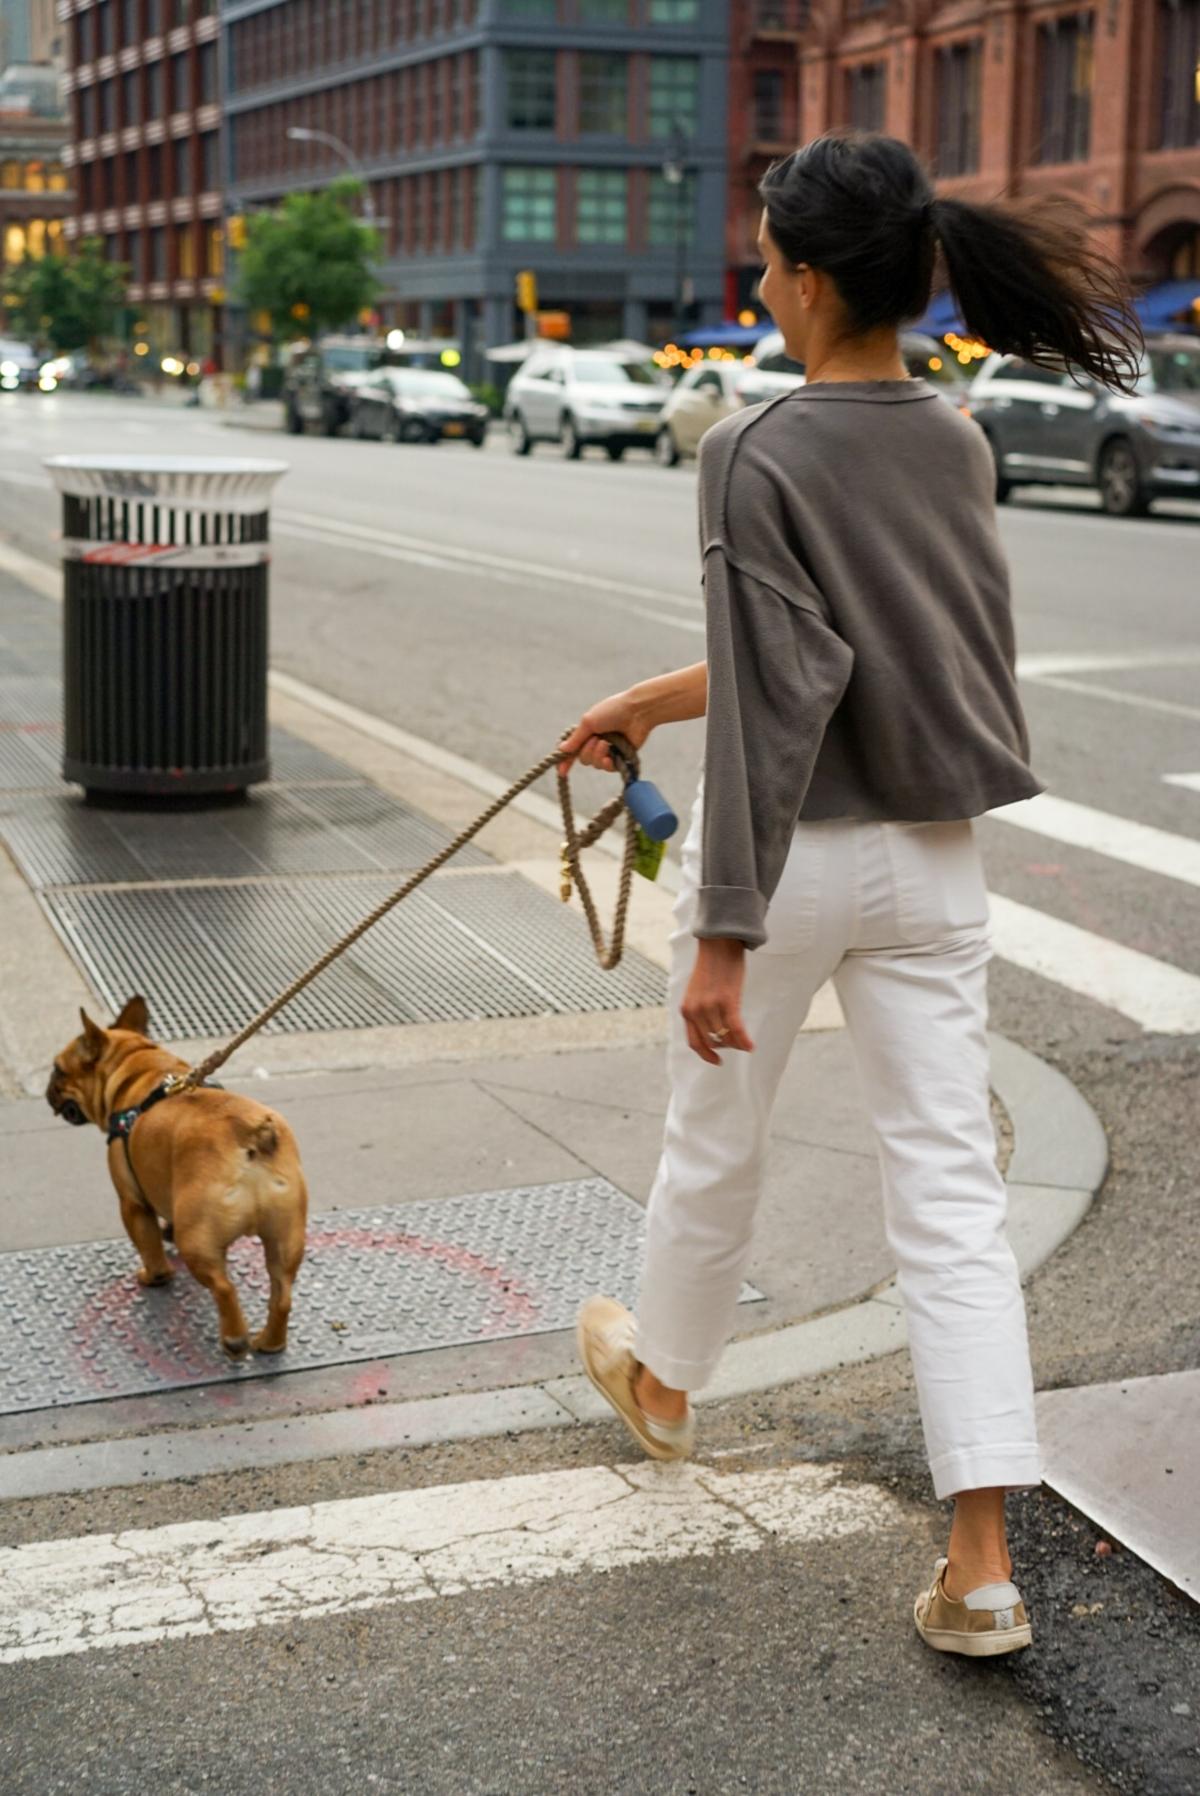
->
[45,454,288,799]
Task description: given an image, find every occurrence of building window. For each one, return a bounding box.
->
[1159,0,1200,149]
[497,0,556,16]
[145,0,162,31]
[123,148,139,199]
[579,53,627,135]
[576,167,626,242]
[934,40,981,176]
[430,61,444,142]
[201,131,219,190]
[147,141,163,193]
[501,165,557,240]
[504,50,556,131]
[172,52,190,112]
[647,169,693,246]
[122,68,140,124]
[78,86,97,137]
[648,58,699,138]
[178,225,196,278]
[173,136,191,194]
[846,60,885,134]
[47,163,69,192]
[1035,12,1093,165]
[97,0,115,53]
[121,0,139,41]
[648,0,697,21]
[200,42,217,104]
[127,229,142,279]
[206,224,223,275]
[146,59,164,118]
[752,68,785,142]
[578,0,626,18]
[0,161,20,189]
[150,227,166,280]
[100,78,117,131]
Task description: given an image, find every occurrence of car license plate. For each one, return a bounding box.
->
[637,419,657,433]
[444,422,465,436]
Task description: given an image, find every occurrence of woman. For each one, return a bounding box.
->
[563,133,1140,1658]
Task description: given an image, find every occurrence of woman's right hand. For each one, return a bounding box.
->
[558,690,652,777]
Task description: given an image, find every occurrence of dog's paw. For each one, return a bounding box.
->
[221,1334,251,1360]
[137,1266,175,1287]
[250,1331,287,1355]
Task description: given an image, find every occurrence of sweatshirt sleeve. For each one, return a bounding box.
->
[696,548,854,948]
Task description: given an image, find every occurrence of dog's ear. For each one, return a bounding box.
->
[113,995,150,1036]
[77,1009,106,1064]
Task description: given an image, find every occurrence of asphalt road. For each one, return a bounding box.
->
[1,393,1198,1796]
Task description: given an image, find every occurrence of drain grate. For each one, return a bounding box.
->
[39,870,666,1038]
[0,782,493,888]
[266,729,363,785]
[0,1179,760,1413]
[0,724,61,791]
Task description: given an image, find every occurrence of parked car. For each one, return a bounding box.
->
[351,368,489,445]
[735,330,807,408]
[283,336,397,436]
[505,347,669,459]
[655,361,752,465]
[0,339,42,391]
[966,336,1200,515]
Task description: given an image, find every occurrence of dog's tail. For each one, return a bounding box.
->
[239,1116,279,1161]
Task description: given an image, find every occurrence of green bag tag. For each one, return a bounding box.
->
[634,826,666,882]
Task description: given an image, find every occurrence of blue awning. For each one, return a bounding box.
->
[1134,280,1200,332]
[678,322,772,348]
[913,290,963,337]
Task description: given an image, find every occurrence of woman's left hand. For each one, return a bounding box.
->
[682,938,754,1065]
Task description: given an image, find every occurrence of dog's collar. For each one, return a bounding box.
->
[105,1074,219,1146]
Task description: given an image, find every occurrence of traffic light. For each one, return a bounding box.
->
[515,269,538,314]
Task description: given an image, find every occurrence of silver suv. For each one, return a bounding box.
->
[966,337,1200,516]
[506,346,669,460]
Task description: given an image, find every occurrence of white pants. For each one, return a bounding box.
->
[635,792,1041,1501]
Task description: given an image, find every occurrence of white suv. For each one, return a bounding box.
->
[506,347,669,461]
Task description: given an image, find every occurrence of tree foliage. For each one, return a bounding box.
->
[235,181,381,335]
[4,238,129,352]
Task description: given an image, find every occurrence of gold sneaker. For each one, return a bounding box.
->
[914,1556,1033,1657]
[576,1296,694,1463]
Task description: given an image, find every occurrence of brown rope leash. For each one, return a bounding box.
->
[174,740,640,1094]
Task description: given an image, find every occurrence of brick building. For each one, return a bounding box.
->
[223,0,730,371]
[727,1,1200,322]
[1,63,72,321]
[60,0,225,366]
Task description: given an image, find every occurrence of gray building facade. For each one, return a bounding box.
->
[222,0,729,370]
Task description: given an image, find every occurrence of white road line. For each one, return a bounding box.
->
[1164,773,1200,795]
[1022,674,1200,725]
[273,508,704,613]
[990,793,1200,889]
[1017,650,1200,679]
[0,1459,899,1664]
[987,894,1200,1033]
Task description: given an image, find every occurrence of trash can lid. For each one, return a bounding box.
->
[43,454,289,514]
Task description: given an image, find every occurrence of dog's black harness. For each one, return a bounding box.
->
[106,1079,177,1148]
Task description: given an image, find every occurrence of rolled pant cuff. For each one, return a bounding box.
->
[634,1329,717,1394]
[929,1444,1043,1502]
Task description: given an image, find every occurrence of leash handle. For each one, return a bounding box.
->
[603,734,679,844]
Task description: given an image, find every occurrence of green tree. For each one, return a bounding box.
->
[5,237,129,353]
[236,180,381,336]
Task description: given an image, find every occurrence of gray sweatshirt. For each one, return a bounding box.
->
[695,378,1041,948]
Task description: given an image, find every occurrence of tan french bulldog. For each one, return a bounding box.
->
[46,997,307,1360]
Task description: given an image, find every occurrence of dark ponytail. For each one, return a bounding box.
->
[760,134,1143,395]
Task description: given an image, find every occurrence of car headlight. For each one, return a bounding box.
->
[0,360,17,378]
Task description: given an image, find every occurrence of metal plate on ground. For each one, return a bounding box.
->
[0,1179,760,1413]
[38,870,666,1038]
[266,729,363,786]
[0,782,493,888]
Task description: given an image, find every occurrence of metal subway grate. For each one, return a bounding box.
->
[266,729,364,786]
[0,783,494,889]
[0,1180,761,1412]
[0,725,61,791]
[38,871,666,1039]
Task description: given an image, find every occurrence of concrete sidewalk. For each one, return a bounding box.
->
[0,556,1104,1507]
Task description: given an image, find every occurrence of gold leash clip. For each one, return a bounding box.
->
[559,841,573,904]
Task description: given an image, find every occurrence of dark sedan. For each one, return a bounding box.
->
[966,336,1200,516]
[350,369,489,446]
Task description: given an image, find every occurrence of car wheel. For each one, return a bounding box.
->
[320,399,340,437]
[606,442,625,462]
[561,416,584,460]
[285,402,304,436]
[1098,437,1150,517]
[509,413,533,456]
[469,431,487,448]
[399,416,429,444]
[656,427,681,468]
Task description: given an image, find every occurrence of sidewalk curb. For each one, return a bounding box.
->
[0,1032,1106,1501]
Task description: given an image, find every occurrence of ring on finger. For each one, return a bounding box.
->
[709,1026,729,1042]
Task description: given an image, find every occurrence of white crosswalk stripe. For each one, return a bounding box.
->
[0,1460,900,1664]
[990,794,1200,890]
[988,894,1200,1034]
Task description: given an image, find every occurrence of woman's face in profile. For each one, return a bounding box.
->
[757,212,810,363]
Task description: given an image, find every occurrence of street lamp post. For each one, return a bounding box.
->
[661,123,691,341]
[285,126,377,223]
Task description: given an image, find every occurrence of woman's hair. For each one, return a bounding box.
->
[759,133,1143,394]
